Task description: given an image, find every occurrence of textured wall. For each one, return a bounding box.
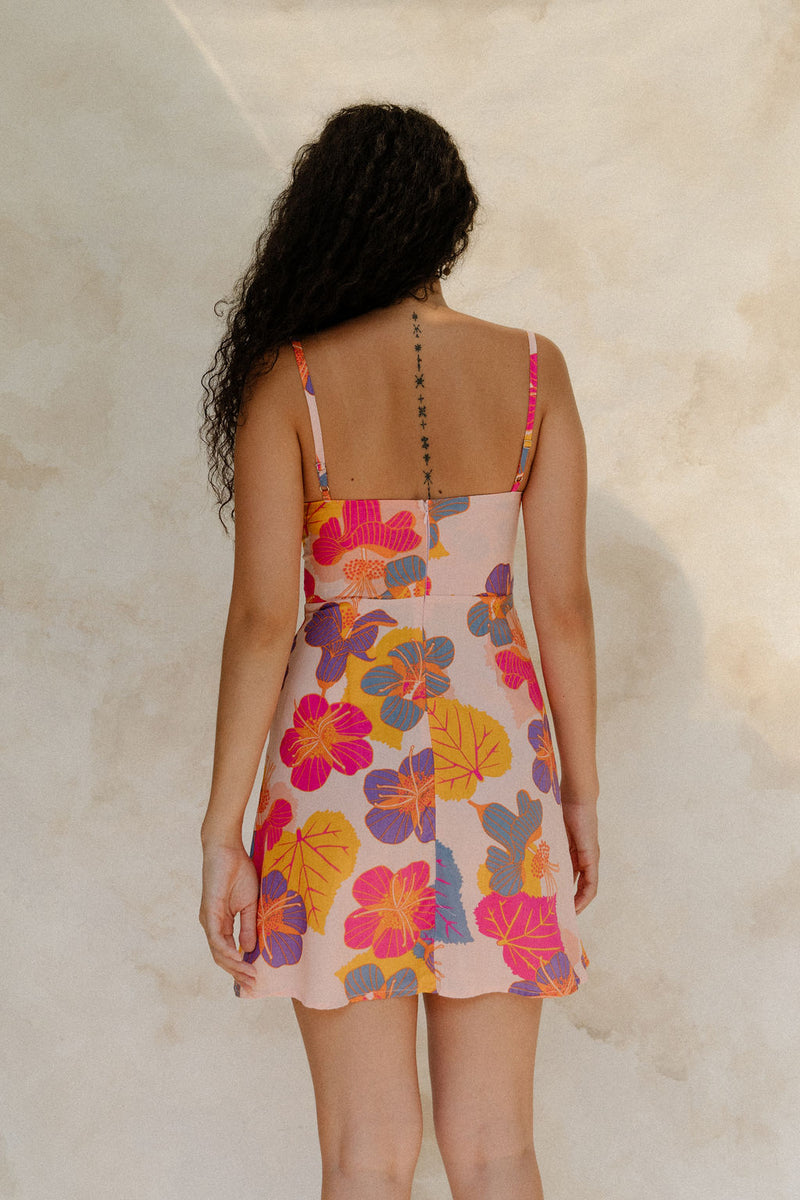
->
[2,1,798,1196]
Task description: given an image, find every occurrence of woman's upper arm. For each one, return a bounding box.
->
[521,334,590,620]
[227,348,305,633]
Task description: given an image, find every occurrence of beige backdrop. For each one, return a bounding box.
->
[3,1,798,1196]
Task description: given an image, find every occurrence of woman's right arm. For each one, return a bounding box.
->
[521,334,599,913]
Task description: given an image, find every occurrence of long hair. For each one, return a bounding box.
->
[199,101,480,533]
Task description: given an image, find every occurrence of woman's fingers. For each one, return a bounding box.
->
[562,805,599,914]
[207,917,256,981]
[237,895,258,955]
[574,855,599,913]
[199,844,261,987]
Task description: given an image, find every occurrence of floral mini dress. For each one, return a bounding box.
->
[234,330,590,1007]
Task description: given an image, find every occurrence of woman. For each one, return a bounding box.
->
[198,102,599,1200]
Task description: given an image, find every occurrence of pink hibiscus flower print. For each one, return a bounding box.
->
[280,693,373,791]
[344,861,437,959]
[313,500,421,565]
[303,568,323,605]
[250,758,294,877]
[495,647,544,710]
[493,607,542,707]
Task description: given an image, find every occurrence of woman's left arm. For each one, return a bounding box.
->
[198,349,305,987]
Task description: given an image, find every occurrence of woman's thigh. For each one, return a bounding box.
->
[422,991,544,1157]
[292,994,424,1169]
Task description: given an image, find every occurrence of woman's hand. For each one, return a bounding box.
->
[561,800,599,915]
[198,841,260,990]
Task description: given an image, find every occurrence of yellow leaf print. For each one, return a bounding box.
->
[264,809,360,935]
[304,499,342,540]
[429,697,512,801]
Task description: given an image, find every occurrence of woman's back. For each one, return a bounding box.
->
[284,301,542,502]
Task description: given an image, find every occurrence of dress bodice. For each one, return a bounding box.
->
[302,492,523,607]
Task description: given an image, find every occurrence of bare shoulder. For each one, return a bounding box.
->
[455,319,579,417]
[456,314,574,383]
[532,333,577,413]
[239,341,305,427]
[533,331,568,368]
[534,333,573,393]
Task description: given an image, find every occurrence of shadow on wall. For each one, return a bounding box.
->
[553,487,797,1090]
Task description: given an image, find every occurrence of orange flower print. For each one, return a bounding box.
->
[339,554,387,599]
[528,839,560,896]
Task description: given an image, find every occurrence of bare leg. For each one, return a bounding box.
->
[423,991,545,1200]
[292,994,423,1200]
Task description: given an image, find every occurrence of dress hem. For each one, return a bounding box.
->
[232,973,588,1009]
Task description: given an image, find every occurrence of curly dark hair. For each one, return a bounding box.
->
[199,101,480,533]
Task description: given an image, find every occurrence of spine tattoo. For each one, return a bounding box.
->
[411,311,433,498]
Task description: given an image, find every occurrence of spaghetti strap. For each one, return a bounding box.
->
[291,339,332,501]
[511,330,538,491]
